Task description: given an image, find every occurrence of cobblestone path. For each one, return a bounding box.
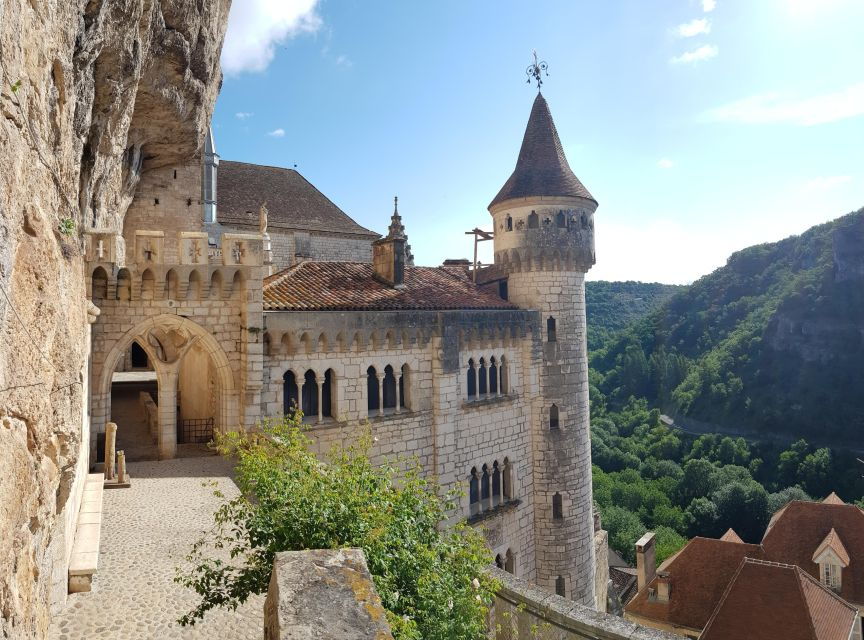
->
[49,456,264,640]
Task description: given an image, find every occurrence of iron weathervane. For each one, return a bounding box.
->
[526,50,549,90]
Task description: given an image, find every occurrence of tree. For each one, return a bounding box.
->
[767,486,811,516]
[601,505,647,564]
[684,497,719,538]
[712,481,769,542]
[175,417,495,640]
[654,526,687,563]
[798,448,832,498]
[678,458,719,504]
[777,439,810,487]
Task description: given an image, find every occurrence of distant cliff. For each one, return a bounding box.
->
[585,281,681,351]
[591,208,864,443]
[0,2,229,636]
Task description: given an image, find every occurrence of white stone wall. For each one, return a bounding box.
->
[267,230,374,271]
[260,322,541,580]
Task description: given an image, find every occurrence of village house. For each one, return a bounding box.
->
[624,493,864,639]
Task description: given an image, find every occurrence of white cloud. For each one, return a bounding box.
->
[222,0,321,75]
[702,0,717,12]
[676,18,711,37]
[702,83,864,126]
[658,158,674,169]
[670,44,718,64]
[235,112,254,120]
[803,175,852,191]
[267,128,286,138]
[335,54,353,68]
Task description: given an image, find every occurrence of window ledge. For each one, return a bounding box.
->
[462,393,516,410]
[365,408,417,422]
[467,499,521,525]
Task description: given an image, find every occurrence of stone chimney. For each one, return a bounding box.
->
[373,197,407,288]
[635,532,656,593]
[655,571,671,603]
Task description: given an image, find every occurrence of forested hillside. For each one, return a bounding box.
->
[591,208,864,443]
[585,281,682,350]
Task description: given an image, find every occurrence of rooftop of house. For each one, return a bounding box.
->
[762,495,864,604]
[217,160,379,237]
[625,537,765,632]
[263,261,518,312]
[700,558,857,640]
[489,92,595,209]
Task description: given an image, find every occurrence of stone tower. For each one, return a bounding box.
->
[489,92,598,606]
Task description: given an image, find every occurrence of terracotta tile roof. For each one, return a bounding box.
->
[489,93,595,209]
[610,567,638,606]
[719,529,744,543]
[813,528,851,567]
[762,500,864,603]
[824,492,846,505]
[625,537,765,632]
[700,559,857,640]
[217,161,379,237]
[263,261,520,312]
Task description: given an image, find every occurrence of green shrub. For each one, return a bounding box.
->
[175,415,496,639]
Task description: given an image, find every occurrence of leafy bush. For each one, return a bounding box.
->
[175,416,496,639]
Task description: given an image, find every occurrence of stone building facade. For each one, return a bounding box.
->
[83,91,605,609]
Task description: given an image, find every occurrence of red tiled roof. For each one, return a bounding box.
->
[824,492,846,505]
[700,559,857,640]
[263,261,519,312]
[720,529,744,543]
[625,537,765,631]
[217,161,379,237]
[762,500,864,604]
[489,93,595,209]
[813,528,851,567]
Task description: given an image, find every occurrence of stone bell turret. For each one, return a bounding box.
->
[489,86,600,608]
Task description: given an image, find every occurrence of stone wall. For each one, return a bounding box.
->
[0,2,229,636]
[268,229,374,270]
[261,309,542,580]
[488,567,678,640]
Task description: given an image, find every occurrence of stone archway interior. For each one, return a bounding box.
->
[111,341,159,462]
[177,342,220,447]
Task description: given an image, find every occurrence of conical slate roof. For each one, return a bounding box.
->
[489,92,595,209]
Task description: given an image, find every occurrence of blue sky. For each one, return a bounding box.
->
[213,0,864,283]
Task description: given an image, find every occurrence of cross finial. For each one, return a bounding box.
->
[526,50,549,91]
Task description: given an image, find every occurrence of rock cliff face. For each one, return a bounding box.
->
[0,1,230,636]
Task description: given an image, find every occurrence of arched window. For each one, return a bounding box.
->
[383,365,397,410]
[552,492,563,520]
[367,366,379,414]
[556,210,566,228]
[492,461,501,506]
[467,359,476,399]
[232,270,245,300]
[495,554,503,570]
[528,211,539,229]
[283,371,298,414]
[555,576,565,597]
[547,316,557,342]
[141,269,155,300]
[481,464,490,510]
[500,355,509,394]
[505,215,513,231]
[322,369,334,418]
[400,364,409,409]
[165,269,179,299]
[302,370,318,419]
[479,358,488,396]
[503,457,513,501]
[550,404,559,430]
[505,550,515,574]
[186,270,201,300]
[130,341,148,368]
[116,268,131,301]
[210,270,223,299]
[469,468,480,516]
[91,267,108,300]
[489,357,498,394]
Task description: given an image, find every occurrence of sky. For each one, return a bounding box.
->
[213,0,864,284]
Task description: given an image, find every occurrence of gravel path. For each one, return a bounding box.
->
[49,456,264,640]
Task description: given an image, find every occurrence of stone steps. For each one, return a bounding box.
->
[68,473,104,593]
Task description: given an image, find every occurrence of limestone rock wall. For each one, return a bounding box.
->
[0,1,229,636]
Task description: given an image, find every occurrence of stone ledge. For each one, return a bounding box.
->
[467,499,522,525]
[68,474,105,593]
[264,548,393,640]
[462,393,516,410]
